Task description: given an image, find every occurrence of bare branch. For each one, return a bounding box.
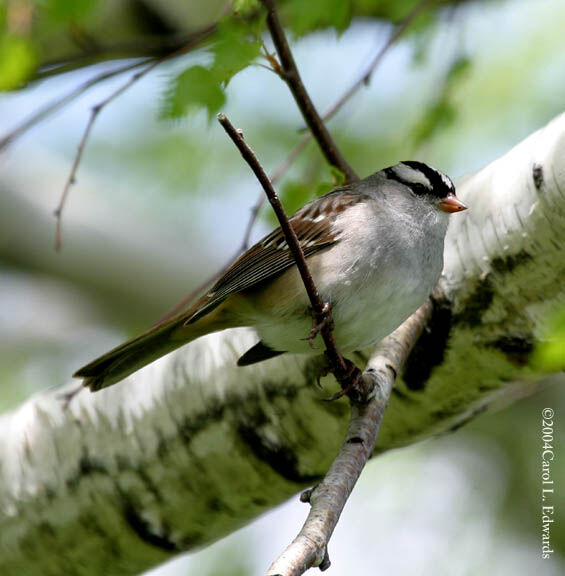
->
[52,37,207,251]
[261,0,358,183]
[321,0,437,125]
[37,32,213,79]
[0,60,149,152]
[53,66,153,250]
[267,300,433,576]
[54,102,98,251]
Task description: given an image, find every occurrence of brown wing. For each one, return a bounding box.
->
[186,187,366,323]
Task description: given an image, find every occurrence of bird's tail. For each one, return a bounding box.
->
[74,299,227,392]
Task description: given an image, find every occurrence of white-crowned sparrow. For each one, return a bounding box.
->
[75,161,466,391]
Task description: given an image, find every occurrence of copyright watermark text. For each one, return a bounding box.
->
[541,407,556,559]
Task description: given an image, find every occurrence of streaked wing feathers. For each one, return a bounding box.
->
[187,187,365,323]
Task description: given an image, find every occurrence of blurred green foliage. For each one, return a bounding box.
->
[411,55,472,149]
[43,0,99,23]
[281,0,352,37]
[0,35,36,90]
[533,308,565,372]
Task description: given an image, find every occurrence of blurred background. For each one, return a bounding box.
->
[0,0,564,574]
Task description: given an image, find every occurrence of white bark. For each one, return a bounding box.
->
[1,113,565,575]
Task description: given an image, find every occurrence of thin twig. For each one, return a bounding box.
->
[320,0,436,126]
[0,60,149,152]
[261,0,358,184]
[36,32,211,79]
[266,300,433,576]
[218,113,356,382]
[240,133,311,250]
[53,69,150,250]
[53,35,212,251]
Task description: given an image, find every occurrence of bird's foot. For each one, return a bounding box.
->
[324,358,372,404]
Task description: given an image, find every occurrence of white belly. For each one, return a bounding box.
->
[251,240,441,355]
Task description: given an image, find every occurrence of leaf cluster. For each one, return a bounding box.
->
[160,19,263,121]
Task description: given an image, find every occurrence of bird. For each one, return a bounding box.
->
[74,161,467,392]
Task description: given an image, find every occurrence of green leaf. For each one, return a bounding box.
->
[160,66,226,121]
[0,36,37,91]
[283,0,352,36]
[532,309,565,372]
[211,22,262,86]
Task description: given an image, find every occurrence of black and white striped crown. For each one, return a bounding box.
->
[385,161,455,199]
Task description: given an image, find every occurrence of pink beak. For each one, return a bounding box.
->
[439,192,467,213]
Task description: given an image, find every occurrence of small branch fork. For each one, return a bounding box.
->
[261,0,358,184]
[267,301,433,576]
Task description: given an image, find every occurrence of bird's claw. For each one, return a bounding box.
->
[304,302,333,349]
[323,359,369,403]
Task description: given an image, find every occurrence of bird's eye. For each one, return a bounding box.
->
[408,183,430,196]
